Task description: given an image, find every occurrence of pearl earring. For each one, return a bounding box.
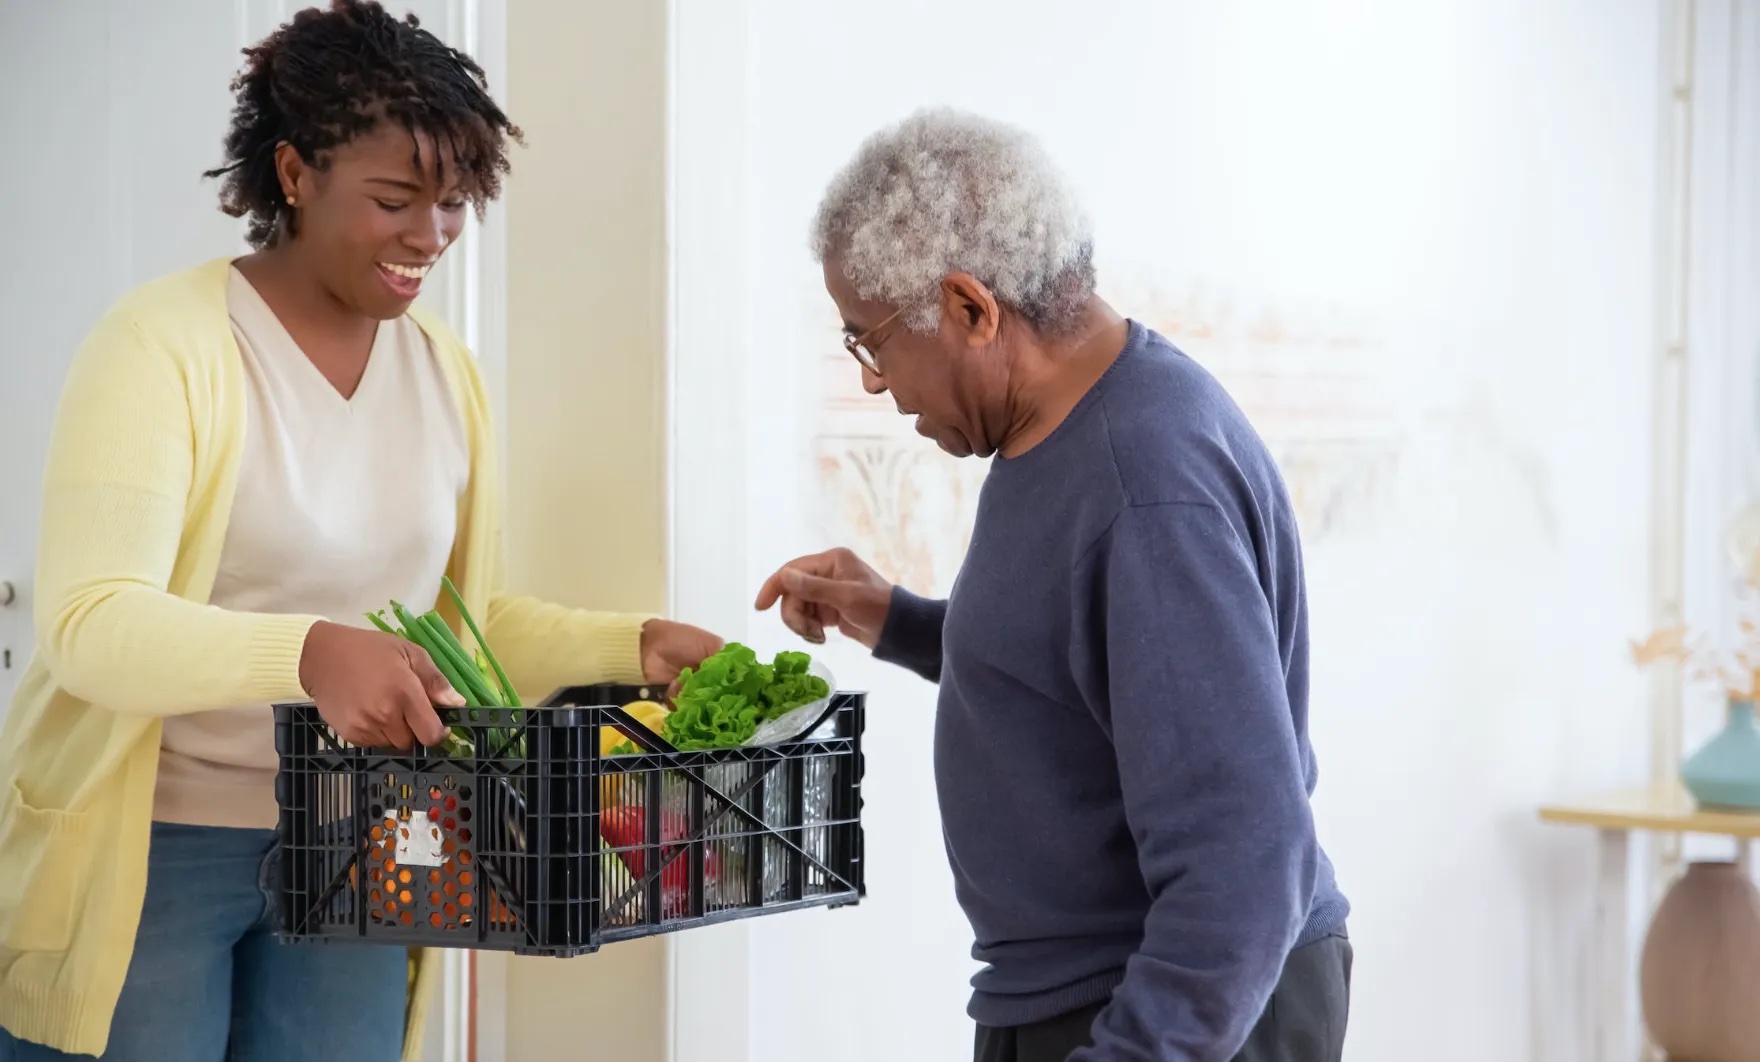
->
[286,194,298,207]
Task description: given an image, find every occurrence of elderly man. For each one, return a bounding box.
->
[756,109,1351,1062]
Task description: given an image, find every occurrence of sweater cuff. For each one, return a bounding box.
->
[245,614,324,702]
[874,587,941,667]
[586,613,651,686]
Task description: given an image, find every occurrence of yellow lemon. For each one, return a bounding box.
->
[623,700,669,734]
[599,700,669,756]
[600,699,671,806]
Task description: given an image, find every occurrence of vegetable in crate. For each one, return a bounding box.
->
[366,576,525,756]
[599,805,721,917]
[661,643,830,750]
[602,700,670,806]
[601,700,670,757]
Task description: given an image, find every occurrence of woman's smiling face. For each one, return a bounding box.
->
[275,123,469,320]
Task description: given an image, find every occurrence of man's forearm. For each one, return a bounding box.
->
[871,586,945,683]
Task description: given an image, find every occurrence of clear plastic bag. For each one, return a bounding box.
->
[745,659,838,746]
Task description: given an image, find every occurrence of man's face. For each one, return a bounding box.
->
[822,258,986,459]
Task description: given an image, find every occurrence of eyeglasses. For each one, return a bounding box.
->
[842,308,903,377]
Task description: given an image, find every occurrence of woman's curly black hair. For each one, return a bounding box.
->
[205,0,523,247]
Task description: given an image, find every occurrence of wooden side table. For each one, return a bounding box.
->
[1539,786,1760,1062]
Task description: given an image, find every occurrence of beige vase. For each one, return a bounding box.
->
[1639,860,1760,1062]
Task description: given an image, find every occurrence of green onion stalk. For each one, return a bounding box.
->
[366,576,525,759]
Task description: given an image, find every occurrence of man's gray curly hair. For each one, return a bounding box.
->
[810,108,1096,335]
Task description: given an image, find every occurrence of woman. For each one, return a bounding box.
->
[0,3,719,1059]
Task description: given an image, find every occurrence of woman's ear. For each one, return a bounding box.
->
[939,272,1001,347]
[273,141,308,205]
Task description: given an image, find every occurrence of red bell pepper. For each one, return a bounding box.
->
[599,805,722,917]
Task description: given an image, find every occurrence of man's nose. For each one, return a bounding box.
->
[861,365,887,396]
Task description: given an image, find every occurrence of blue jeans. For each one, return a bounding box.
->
[0,823,406,1061]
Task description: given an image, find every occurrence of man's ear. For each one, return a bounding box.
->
[940,273,1001,347]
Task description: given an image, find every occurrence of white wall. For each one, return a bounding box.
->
[671,2,1671,1060]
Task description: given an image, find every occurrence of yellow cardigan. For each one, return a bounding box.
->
[0,258,650,1059]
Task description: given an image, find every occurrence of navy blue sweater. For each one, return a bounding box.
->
[875,322,1348,1060]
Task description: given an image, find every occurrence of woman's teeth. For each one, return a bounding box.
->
[379,263,430,279]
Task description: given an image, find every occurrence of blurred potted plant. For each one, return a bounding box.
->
[1630,577,1760,811]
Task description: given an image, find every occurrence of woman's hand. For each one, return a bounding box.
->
[754,548,893,649]
[640,619,725,691]
[298,620,462,749]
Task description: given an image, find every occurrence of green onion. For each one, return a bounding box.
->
[419,611,502,707]
[388,601,437,659]
[364,589,525,761]
[374,608,477,755]
[390,603,470,698]
[443,576,521,708]
[397,603,499,707]
[396,609,478,703]
[474,650,503,704]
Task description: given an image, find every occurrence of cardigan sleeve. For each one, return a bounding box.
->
[483,593,651,700]
[32,307,321,715]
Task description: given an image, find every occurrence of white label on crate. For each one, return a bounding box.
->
[397,810,446,868]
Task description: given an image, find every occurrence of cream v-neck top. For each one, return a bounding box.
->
[153,267,470,829]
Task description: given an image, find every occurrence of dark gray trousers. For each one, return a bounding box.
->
[974,933,1353,1062]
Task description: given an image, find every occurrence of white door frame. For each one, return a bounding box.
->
[664,0,758,1059]
[417,2,509,1057]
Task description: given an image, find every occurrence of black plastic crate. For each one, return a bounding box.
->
[273,684,865,956]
